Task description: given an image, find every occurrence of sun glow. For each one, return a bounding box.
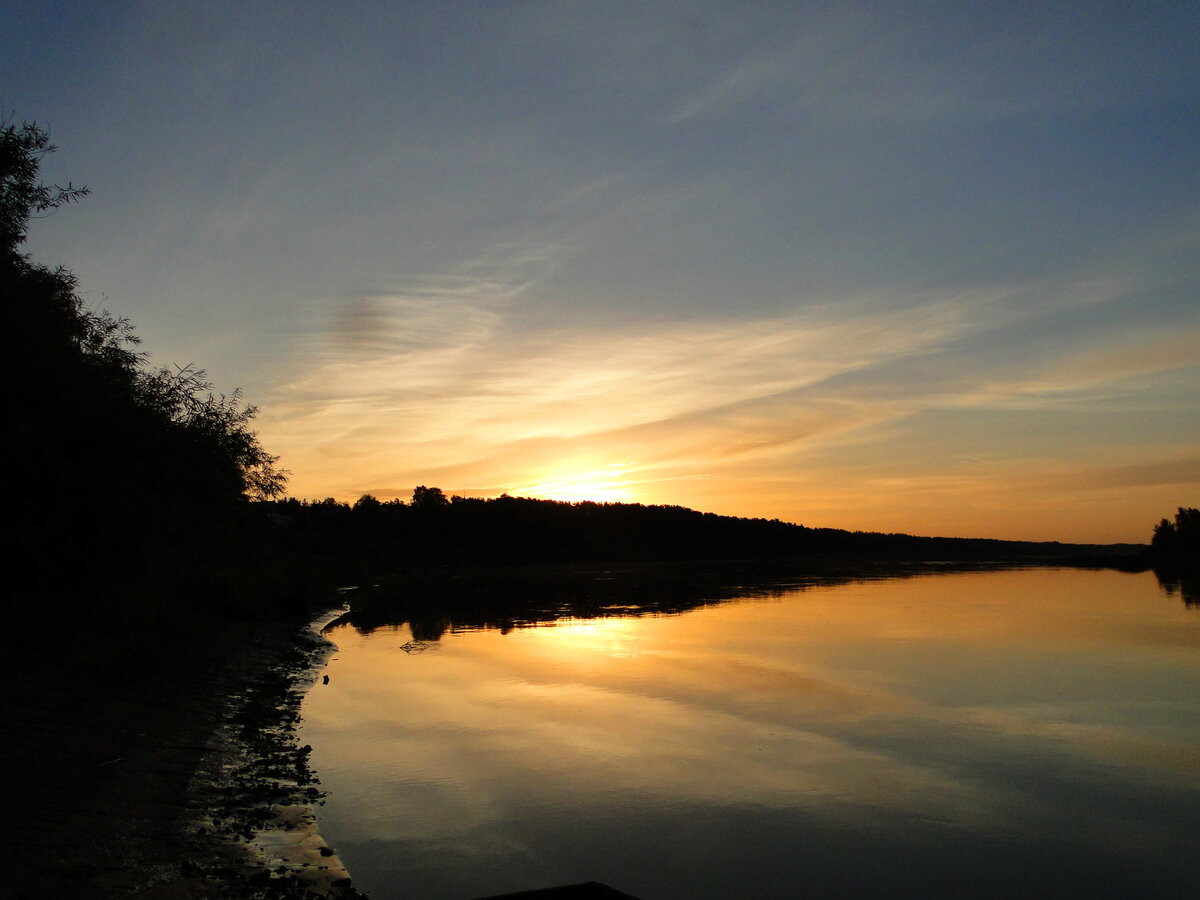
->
[508,465,641,504]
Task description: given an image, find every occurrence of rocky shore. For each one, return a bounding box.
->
[7,605,364,899]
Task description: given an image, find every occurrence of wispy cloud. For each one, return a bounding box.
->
[260,283,983,497]
[664,4,1180,128]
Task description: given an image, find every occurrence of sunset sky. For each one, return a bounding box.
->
[7,1,1198,542]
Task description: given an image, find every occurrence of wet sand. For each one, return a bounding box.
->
[6,607,363,898]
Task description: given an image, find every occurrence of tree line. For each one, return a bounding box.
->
[263,487,1141,573]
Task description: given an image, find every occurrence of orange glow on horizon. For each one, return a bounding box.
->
[504,464,643,505]
[259,307,1200,545]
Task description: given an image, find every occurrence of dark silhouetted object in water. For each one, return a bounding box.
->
[470,881,642,899]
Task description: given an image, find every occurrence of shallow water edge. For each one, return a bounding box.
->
[152,604,369,899]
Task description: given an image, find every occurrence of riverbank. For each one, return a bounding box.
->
[7,605,364,898]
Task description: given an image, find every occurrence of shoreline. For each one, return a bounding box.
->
[8,603,365,899]
[179,605,365,899]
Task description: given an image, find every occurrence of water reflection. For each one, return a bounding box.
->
[303,568,1200,899]
[335,560,1000,639]
[1156,568,1199,606]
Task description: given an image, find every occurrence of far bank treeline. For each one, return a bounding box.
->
[262,486,1160,578]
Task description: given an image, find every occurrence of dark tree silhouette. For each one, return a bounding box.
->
[1151,507,1199,570]
[1149,507,1199,607]
[4,118,286,613]
[412,484,449,509]
[0,119,89,261]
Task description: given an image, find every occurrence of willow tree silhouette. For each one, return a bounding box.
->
[4,118,286,615]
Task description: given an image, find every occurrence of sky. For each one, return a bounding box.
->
[6,0,1199,543]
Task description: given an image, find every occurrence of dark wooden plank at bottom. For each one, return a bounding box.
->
[469,881,642,899]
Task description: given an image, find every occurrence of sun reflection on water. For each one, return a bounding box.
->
[532,616,641,657]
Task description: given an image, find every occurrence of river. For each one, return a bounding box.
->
[300,566,1199,898]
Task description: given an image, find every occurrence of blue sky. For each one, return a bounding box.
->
[7,1,1199,541]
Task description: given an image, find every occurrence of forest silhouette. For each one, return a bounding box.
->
[269,487,1147,575]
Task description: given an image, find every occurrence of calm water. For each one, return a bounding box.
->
[301,568,1200,899]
